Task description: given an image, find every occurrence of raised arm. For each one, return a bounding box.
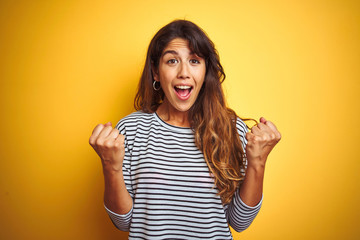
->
[227,117,280,232]
[240,117,281,206]
[89,122,133,230]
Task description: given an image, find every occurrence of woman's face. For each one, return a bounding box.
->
[154,38,206,114]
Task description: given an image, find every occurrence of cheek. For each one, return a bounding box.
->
[161,78,174,91]
[196,67,206,82]
[195,72,206,87]
[159,69,174,85]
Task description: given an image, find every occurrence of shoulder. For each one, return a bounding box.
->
[235,117,249,136]
[115,111,154,130]
[235,117,249,150]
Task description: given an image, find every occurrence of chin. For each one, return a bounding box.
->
[173,102,194,113]
[175,106,191,113]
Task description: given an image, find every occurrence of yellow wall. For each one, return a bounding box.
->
[1,0,359,239]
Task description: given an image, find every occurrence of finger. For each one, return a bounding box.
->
[107,128,120,140]
[114,135,125,158]
[112,134,125,151]
[98,125,114,139]
[91,123,105,136]
[89,124,105,146]
[104,122,112,127]
[260,117,267,124]
[263,122,281,143]
[245,132,252,141]
[264,120,277,131]
[256,122,269,131]
[116,134,125,144]
[265,121,281,137]
[245,132,261,147]
[246,132,256,142]
[251,125,261,135]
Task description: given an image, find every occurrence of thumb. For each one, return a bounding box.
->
[104,122,112,127]
[260,117,267,124]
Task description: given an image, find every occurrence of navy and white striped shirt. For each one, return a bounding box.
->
[105,111,262,239]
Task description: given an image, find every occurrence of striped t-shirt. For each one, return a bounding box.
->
[105,111,262,239]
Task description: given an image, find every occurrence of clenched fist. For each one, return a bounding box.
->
[89,122,125,172]
[245,117,281,168]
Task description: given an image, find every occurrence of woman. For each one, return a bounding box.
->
[89,20,281,239]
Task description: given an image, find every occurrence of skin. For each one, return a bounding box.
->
[240,117,281,206]
[89,38,281,215]
[89,122,132,214]
[154,38,206,127]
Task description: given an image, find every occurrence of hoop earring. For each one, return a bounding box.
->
[153,81,161,91]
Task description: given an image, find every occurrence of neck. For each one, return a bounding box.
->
[156,100,190,128]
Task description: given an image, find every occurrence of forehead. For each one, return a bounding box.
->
[163,38,191,54]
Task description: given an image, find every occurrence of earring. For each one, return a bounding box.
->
[153,81,161,91]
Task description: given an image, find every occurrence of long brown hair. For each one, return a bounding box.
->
[135,20,247,204]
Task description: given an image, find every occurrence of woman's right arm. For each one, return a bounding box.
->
[89,122,133,215]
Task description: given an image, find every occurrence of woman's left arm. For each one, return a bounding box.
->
[239,117,281,206]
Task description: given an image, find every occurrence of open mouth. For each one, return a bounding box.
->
[174,85,193,100]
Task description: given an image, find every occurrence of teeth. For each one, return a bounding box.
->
[175,85,191,89]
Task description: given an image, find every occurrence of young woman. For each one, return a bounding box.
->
[89,20,281,239]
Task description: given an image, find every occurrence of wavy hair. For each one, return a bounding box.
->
[134,20,248,204]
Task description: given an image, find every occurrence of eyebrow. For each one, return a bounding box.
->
[162,50,178,57]
[162,50,196,57]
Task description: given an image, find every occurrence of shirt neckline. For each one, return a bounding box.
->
[153,112,194,134]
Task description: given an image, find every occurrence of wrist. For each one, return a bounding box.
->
[246,161,265,175]
[247,155,267,169]
[102,161,122,173]
[103,165,123,179]
[103,169,124,192]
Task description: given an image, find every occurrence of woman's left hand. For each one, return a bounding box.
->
[245,117,281,168]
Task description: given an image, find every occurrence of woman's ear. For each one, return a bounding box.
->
[151,64,159,82]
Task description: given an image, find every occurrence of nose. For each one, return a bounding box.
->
[177,62,190,79]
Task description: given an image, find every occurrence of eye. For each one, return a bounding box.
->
[167,59,178,64]
[190,59,200,64]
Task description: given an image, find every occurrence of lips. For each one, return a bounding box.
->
[174,85,193,100]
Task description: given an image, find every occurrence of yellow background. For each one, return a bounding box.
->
[1,0,359,239]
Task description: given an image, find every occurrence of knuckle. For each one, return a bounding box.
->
[114,141,123,149]
[92,124,103,133]
[253,136,260,143]
[118,136,125,144]
[113,141,120,148]
[270,133,276,140]
[95,139,104,147]
[89,138,95,146]
[103,140,113,148]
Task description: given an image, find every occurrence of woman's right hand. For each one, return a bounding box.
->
[89,122,125,172]
[89,122,132,215]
